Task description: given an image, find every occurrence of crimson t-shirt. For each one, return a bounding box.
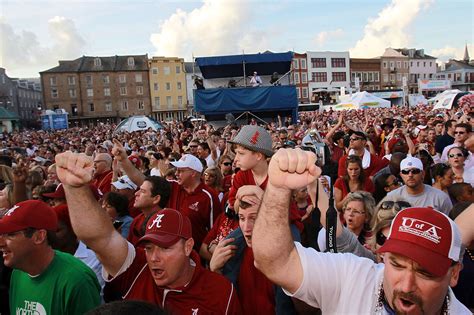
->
[228,170,268,209]
[203,213,239,246]
[334,177,375,200]
[337,154,383,178]
[110,249,242,314]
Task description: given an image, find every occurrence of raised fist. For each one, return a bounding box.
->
[268,148,321,190]
[55,151,94,187]
[111,139,128,162]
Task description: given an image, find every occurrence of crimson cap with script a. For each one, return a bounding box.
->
[137,208,192,248]
[0,200,58,234]
[378,207,462,277]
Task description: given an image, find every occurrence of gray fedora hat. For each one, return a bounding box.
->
[228,125,274,157]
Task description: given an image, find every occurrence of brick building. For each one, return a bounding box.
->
[40,55,151,125]
[292,53,309,104]
[380,48,410,90]
[350,58,381,91]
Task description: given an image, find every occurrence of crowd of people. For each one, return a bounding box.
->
[0,98,473,314]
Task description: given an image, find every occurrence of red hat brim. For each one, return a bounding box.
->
[136,232,183,248]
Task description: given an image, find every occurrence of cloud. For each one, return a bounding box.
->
[150,0,268,58]
[314,29,344,47]
[350,0,433,58]
[430,44,473,62]
[0,16,85,77]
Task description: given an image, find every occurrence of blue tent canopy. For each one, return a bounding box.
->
[195,52,293,79]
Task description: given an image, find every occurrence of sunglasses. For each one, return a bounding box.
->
[222,162,233,166]
[379,200,411,211]
[189,145,198,148]
[376,231,387,246]
[401,168,422,175]
[448,153,463,158]
[454,131,466,135]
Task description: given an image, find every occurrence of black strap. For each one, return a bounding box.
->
[326,178,337,253]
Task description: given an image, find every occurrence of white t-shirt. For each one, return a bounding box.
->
[284,242,470,314]
[150,168,162,177]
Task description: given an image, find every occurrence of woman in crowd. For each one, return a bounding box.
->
[0,183,14,214]
[431,163,454,193]
[448,146,470,184]
[101,191,133,238]
[203,166,224,202]
[334,155,374,210]
[148,152,165,177]
[372,173,401,204]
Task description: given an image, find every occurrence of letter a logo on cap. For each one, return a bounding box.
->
[148,214,165,229]
[250,131,260,144]
[5,205,19,216]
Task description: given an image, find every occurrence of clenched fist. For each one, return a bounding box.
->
[111,139,128,162]
[268,148,321,190]
[55,151,94,187]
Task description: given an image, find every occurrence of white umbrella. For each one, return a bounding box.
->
[433,91,471,110]
[333,91,391,111]
[428,89,462,104]
[114,115,163,133]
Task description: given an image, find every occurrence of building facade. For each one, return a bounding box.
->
[380,48,410,90]
[394,48,437,93]
[149,57,188,122]
[292,53,309,104]
[306,51,350,105]
[350,58,381,91]
[436,59,474,92]
[40,55,151,125]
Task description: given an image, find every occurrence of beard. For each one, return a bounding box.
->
[391,290,424,315]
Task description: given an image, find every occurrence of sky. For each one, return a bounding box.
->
[0,0,473,78]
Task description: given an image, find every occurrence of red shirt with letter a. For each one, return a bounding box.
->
[107,245,242,315]
[167,181,221,250]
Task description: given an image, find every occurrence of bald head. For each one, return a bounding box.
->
[93,153,112,174]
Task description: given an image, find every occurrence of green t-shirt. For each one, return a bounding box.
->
[10,250,100,315]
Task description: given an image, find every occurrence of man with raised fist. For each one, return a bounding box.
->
[252,148,471,314]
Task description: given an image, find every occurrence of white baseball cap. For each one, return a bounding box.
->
[170,154,203,173]
[112,175,138,191]
[400,156,423,171]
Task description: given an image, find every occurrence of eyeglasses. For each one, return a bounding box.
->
[349,137,363,141]
[385,178,399,187]
[401,168,422,175]
[376,231,387,246]
[344,207,366,216]
[379,200,411,211]
[454,131,466,135]
[189,145,198,148]
[448,153,463,158]
[222,162,233,166]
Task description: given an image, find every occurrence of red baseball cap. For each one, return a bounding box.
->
[0,200,58,234]
[378,207,462,277]
[137,208,192,248]
[43,183,103,201]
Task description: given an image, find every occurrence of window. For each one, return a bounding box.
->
[383,74,388,82]
[293,60,299,69]
[104,88,111,96]
[311,58,326,68]
[67,76,75,85]
[71,104,78,116]
[390,61,394,68]
[383,62,387,69]
[423,62,426,67]
[164,67,170,75]
[363,72,368,82]
[87,88,94,97]
[135,74,142,83]
[294,73,300,84]
[154,83,159,91]
[69,89,76,98]
[397,61,401,68]
[127,57,135,66]
[89,103,95,112]
[154,97,160,106]
[301,59,307,69]
[312,72,327,82]
[374,72,380,82]
[368,72,373,82]
[429,62,432,67]
[119,74,126,83]
[105,102,112,112]
[120,87,127,95]
[51,88,58,98]
[166,82,171,90]
[417,61,420,67]
[332,72,346,82]
[152,67,158,75]
[166,96,172,108]
[397,74,402,81]
[94,58,101,67]
[331,58,346,68]
[102,75,110,85]
[178,96,183,106]
[50,77,57,86]
[390,74,395,82]
[302,87,308,98]
[404,61,408,69]
[136,86,143,95]
[351,72,356,82]
[411,62,413,67]
[86,75,93,86]
[122,100,128,110]
[177,82,182,90]
[176,66,181,74]
[138,100,144,110]
[302,73,307,83]
[296,88,300,98]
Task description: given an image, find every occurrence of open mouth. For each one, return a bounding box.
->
[151,268,165,278]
